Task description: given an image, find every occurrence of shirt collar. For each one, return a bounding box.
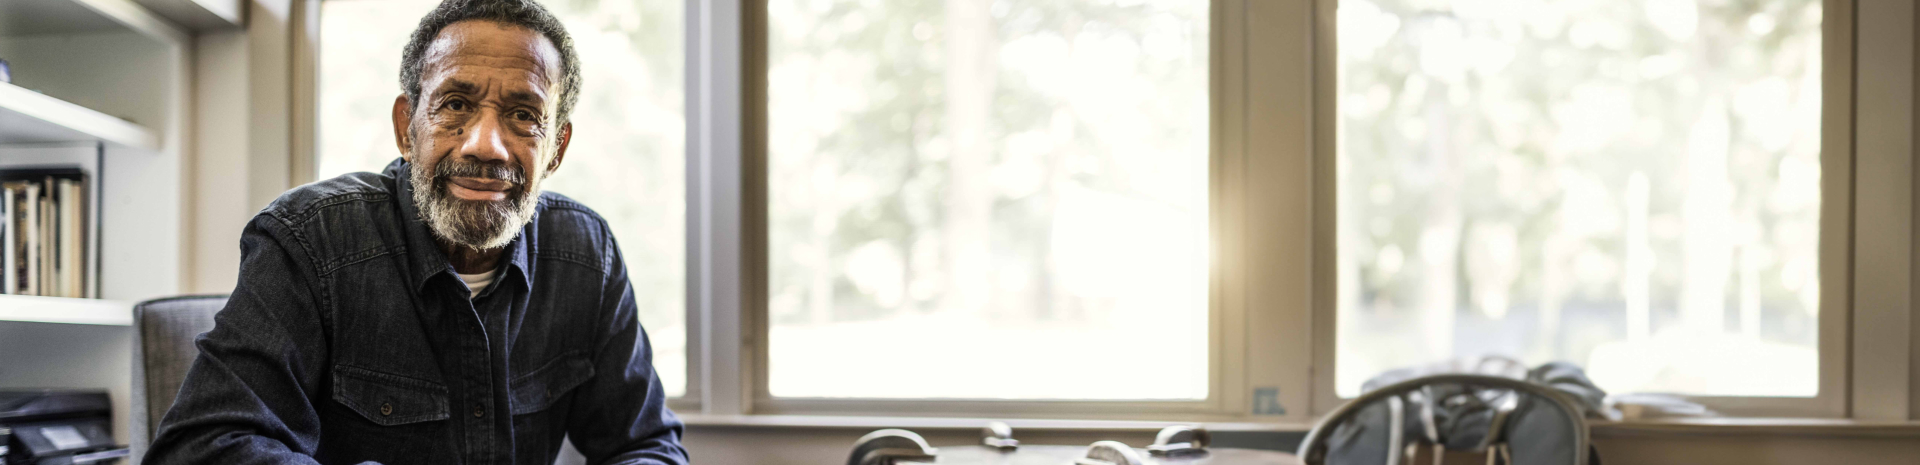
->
[386,158,535,296]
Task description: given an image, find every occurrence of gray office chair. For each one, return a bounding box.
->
[130,294,229,445]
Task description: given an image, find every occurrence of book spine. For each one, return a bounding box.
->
[24,182,38,296]
[61,180,80,298]
[2,184,12,295]
[41,178,54,297]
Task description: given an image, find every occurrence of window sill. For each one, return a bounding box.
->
[1590,418,1920,437]
[680,414,1920,438]
[676,414,1315,432]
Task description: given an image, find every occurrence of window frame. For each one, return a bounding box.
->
[1306,0,1858,418]
[721,0,1317,422]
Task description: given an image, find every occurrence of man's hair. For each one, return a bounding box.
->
[400,0,582,126]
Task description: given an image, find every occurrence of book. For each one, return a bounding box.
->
[2,182,14,295]
[25,181,39,296]
[63,179,82,298]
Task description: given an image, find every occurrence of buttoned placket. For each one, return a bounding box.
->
[447,277,496,465]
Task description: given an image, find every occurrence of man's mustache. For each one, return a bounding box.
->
[434,159,527,189]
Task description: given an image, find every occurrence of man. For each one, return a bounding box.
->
[145,0,685,463]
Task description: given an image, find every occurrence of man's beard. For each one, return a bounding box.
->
[409,155,541,251]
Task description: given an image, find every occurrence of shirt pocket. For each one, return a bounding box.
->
[510,352,595,415]
[332,364,450,426]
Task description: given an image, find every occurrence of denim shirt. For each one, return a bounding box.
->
[146,159,686,465]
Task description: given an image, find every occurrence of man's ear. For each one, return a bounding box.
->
[391,95,414,162]
[546,122,572,175]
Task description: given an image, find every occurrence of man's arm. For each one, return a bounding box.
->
[564,236,688,465]
[144,214,331,465]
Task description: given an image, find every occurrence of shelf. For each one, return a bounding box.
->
[0,82,159,151]
[0,295,132,326]
[0,0,189,43]
[0,0,124,37]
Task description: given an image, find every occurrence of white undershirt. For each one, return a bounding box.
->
[458,268,500,299]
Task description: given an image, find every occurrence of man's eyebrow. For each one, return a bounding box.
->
[435,78,481,96]
[502,88,548,107]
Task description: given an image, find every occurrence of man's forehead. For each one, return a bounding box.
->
[420,20,563,92]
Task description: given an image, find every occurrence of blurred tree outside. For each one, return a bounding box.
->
[766,0,1210,400]
[1336,0,1823,397]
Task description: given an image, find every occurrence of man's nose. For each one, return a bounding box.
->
[457,110,511,164]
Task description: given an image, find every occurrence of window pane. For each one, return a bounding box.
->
[766,0,1209,400]
[1336,0,1821,397]
[318,0,686,397]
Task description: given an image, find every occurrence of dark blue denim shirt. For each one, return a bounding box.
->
[147,159,686,465]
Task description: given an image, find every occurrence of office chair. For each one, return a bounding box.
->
[130,294,229,444]
[1297,374,1592,465]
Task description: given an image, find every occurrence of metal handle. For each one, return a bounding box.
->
[1074,441,1146,465]
[1146,425,1210,456]
[848,429,939,465]
[982,421,1019,450]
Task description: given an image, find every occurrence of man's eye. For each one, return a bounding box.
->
[446,99,469,111]
[513,110,537,122]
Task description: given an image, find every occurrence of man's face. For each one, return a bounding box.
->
[393,19,571,251]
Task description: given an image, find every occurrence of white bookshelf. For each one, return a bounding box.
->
[0,295,132,326]
[1,0,190,455]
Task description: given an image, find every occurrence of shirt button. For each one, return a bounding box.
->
[380,403,393,416]
[473,404,486,418]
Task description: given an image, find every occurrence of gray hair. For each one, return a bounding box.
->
[399,0,582,126]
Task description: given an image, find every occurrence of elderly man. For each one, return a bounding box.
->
[144,0,685,463]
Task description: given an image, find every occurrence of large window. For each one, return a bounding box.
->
[764,0,1211,400]
[1335,0,1823,397]
[317,0,687,397]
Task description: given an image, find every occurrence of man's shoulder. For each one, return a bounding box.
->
[533,191,617,267]
[262,170,396,224]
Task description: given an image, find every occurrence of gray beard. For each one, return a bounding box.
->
[408,156,541,251]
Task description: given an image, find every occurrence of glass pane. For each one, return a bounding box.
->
[318,0,687,397]
[766,0,1209,400]
[1336,0,1822,397]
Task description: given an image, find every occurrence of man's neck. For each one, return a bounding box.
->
[440,239,504,275]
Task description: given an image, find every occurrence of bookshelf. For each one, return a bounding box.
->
[0,0,191,455]
[0,295,133,326]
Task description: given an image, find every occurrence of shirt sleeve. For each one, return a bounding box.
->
[144,214,333,465]
[563,233,689,465]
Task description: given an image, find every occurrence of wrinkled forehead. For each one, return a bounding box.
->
[419,20,564,99]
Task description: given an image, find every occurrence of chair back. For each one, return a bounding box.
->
[1297,374,1591,465]
[132,295,229,441]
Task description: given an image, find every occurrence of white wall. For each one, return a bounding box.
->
[187,0,295,294]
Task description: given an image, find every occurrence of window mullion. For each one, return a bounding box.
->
[1849,0,1912,421]
[687,0,751,415]
[1240,0,1319,423]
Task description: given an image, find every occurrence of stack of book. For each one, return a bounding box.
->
[2,167,91,298]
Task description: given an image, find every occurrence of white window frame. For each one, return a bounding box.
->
[301,0,1918,424]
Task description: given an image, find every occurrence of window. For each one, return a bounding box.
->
[764,0,1211,400]
[316,0,687,397]
[1334,0,1823,398]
